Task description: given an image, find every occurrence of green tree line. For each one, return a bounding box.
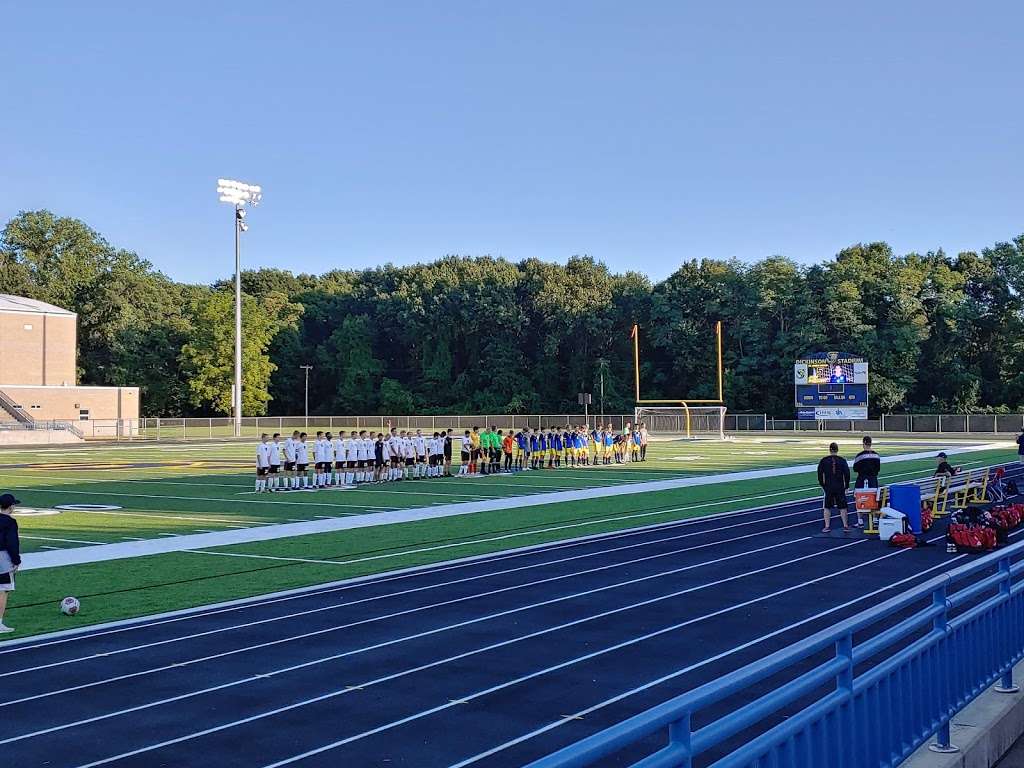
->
[2,210,1022,417]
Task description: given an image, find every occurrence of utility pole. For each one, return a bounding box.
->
[596,358,609,421]
[300,365,313,428]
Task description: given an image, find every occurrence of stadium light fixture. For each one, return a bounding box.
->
[217,178,263,437]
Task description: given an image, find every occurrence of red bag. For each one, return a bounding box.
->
[890,533,918,548]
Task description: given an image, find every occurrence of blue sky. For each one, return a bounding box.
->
[3,1,1021,284]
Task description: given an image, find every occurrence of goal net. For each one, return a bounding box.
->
[634,405,727,440]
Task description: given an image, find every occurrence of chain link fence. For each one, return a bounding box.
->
[54,412,1024,441]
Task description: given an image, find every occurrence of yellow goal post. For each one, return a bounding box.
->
[631,321,728,440]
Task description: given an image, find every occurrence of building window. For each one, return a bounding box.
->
[79,409,90,420]
[23,323,33,330]
[30,405,41,410]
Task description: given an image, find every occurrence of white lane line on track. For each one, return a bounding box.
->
[1,524,816,683]
[447,547,977,767]
[0,485,849,657]
[7,460,1020,657]
[2,537,838,747]
[53,540,871,767]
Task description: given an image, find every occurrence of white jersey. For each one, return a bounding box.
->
[341,437,354,461]
[381,440,391,460]
[404,437,416,459]
[332,438,345,463]
[322,438,334,462]
[358,438,371,461]
[413,435,426,456]
[388,435,401,457]
[313,439,325,463]
[269,442,282,466]
[256,443,271,468]
[295,441,309,464]
[284,438,297,462]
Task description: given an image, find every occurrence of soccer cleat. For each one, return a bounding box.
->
[0,623,13,633]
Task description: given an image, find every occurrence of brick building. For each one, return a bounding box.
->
[0,295,139,431]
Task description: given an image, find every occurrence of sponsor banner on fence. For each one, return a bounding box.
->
[798,406,869,420]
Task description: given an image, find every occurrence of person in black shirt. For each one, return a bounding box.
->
[851,436,881,529]
[934,452,958,478]
[817,443,851,533]
[443,429,454,477]
[1017,429,1024,465]
[0,492,22,633]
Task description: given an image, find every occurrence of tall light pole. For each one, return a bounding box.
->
[217,178,262,437]
[299,365,313,428]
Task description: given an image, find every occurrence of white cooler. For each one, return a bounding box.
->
[877,508,907,542]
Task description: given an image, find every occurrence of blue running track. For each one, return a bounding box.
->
[2,463,1021,768]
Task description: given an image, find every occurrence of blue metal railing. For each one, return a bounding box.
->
[527,540,1024,768]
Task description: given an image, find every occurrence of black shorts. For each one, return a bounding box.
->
[284,461,295,472]
[269,465,280,474]
[461,451,470,462]
[823,490,846,509]
[0,570,13,589]
[471,449,480,461]
[296,463,308,472]
[417,455,427,464]
[404,457,414,466]
[335,461,344,470]
[375,458,385,468]
[257,467,269,477]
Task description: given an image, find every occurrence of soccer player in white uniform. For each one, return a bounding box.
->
[358,430,373,483]
[295,432,311,489]
[332,431,346,486]
[256,434,271,492]
[322,432,336,487]
[312,432,326,487]
[339,431,354,486]
[414,430,427,478]
[284,431,299,489]
[267,433,282,491]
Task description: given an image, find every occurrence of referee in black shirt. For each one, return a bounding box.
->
[818,443,851,533]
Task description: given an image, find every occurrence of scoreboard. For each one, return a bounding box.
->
[794,352,868,419]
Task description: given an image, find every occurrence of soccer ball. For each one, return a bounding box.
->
[60,596,81,616]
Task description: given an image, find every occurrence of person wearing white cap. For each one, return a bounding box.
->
[0,492,22,633]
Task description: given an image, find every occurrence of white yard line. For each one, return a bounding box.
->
[17,443,1007,571]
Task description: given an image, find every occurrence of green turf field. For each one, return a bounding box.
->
[0,435,1016,639]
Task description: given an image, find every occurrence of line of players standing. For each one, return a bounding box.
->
[254,429,455,492]
[254,423,652,492]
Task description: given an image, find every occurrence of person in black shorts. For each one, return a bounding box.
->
[0,493,21,633]
[850,435,880,528]
[818,442,850,533]
[374,433,386,483]
[459,430,471,476]
[443,429,454,477]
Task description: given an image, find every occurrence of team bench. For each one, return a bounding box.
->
[862,468,991,534]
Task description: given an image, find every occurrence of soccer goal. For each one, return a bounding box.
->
[630,321,728,439]
[634,405,727,440]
